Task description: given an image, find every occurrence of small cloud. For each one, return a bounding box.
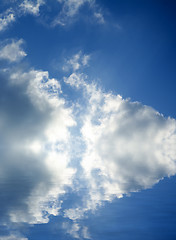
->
[19,0,45,16]
[0,39,27,62]
[94,12,105,24]
[82,226,91,239]
[62,222,80,239]
[0,8,15,31]
[63,52,90,72]
[53,0,105,27]
[62,222,91,239]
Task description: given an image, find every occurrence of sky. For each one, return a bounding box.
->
[0,0,176,239]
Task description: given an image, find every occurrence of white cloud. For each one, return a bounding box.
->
[0,8,15,31]
[0,65,76,226]
[63,64,176,219]
[80,83,176,204]
[62,222,91,239]
[63,52,90,72]
[19,0,44,15]
[53,0,105,26]
[1,49,176,238]
[63,222,80,239]
[0,1,44,32]
[0,39,27,62]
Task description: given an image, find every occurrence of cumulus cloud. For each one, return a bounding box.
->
[0,39,27,62]
[0,63,76,228]
[63,54,176,219]
[1,50,176,238]
[0,8,15,31]
[81,85,176,204]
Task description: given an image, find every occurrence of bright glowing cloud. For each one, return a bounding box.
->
[0,46,176,239]
[80,82,176,204]
[62,52,176,219]
[0,61,76,226]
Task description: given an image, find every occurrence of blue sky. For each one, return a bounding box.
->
[0,1,176,240]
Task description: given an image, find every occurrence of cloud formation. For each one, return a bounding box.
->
[0,47,76,228]
[53,0,105,26]
[0,8,15,31]
[0,0,105,32]
[63,51,90,72]
[0,39,27,62]
[63,52,176,219]
[19,0,44,15]
[0,48,176,239]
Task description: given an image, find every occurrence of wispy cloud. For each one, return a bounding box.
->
[53,0,105,26]
[0,234,28,240]
[63,51,90,71]
[63,222,91,239]
[0,0,44,32]
[0,8,15,32]
[19,0,45,16]
[0,0,106,32]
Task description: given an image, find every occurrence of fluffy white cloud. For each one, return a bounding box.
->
[0,65,76,227]
[81,84,176,204]
[1,50,176,238]
[0,8,15,31]
[0,39,27,62]
[63,58,176,219]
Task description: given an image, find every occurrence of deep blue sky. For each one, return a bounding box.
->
[2,0,175,117]
[0,0,176,240]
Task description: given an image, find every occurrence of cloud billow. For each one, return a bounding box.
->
[80,83,176,204]
[0,47,176,239]
[0,65,76,226]
[63,54,176,220]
